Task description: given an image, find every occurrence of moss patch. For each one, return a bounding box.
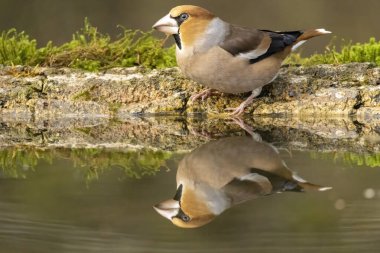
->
[0,18,176,71]
[1,20,380,71]
[0,147,173,182]
[311,151,380,168]
[286,37,380,66]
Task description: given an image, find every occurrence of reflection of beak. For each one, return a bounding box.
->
[153,199,180,220]
[152,14,179,35]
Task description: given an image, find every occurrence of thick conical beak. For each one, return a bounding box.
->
[152,14,179,35]
[153,199,180,220]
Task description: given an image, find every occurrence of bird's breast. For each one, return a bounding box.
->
[176,47,282,94]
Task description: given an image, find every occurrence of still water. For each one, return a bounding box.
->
[0,123,379,252]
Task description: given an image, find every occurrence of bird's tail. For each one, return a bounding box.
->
[297,182,332,192]
[292,174,332,192]
[292,28,332,51]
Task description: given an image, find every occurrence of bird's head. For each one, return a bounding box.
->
[152,5,215,49]
[153,184,216,228]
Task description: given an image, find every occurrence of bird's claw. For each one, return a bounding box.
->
[190,89,216,102]
[228,117,262,141]
[225,89,260,116]
[225,104,247,116]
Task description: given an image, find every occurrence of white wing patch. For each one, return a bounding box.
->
[292,174,307,183]
[238,47,268,60]
[240,173,272,194]
[291,40,306,51]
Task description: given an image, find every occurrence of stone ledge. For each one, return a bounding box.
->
[0,116,378,153]
[0,63,379,117]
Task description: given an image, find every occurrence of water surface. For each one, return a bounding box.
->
[0,126,379,252]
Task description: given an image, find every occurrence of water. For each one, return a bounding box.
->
[0,119,379,252]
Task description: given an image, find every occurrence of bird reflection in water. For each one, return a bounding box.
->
[154,124,331,228]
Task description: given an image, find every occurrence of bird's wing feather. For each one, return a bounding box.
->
[222,168,304,204]
[249,168,304,192]
[219,25,302,64]
[250,30,302,64]
[219,25,267,56]
[221,178,270,205]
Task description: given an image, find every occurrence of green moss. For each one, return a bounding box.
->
[310,151,380,168]
[0,148,55,178]
[72,89,92,101]
[72,84,97,101]
[70,148,172,181]
[287,37,380,66]
[109,102,122,114]
[1,20,379,70]
[0,29,38,66]
[0,147,173,182]
[75,127,92,135]
[0,18,176,71]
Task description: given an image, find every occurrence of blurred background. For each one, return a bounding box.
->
[1,0,379,55]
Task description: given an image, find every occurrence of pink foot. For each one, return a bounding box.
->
[226,103,249,116]
[229,117,262,141]
[225,87,262,116]
[190,89,218,102]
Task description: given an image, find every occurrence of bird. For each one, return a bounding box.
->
[153,5,331,116]
[153,135,331,228]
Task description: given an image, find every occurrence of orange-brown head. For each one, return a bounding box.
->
[153,184,216,228]
[153,5,215,48]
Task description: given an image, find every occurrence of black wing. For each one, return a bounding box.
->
[219,25,302,64]
[250,30,303,64]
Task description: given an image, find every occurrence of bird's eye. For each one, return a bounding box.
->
[179,13,189,21]
[181,214,191,222]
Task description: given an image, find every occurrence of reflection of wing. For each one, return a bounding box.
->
[222,168,304,205]
[249,168,304,193]
[221,177,269,205]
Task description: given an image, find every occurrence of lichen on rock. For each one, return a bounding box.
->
[0,63,379,119]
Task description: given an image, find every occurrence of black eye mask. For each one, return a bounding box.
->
[171,14,189,50]
[174,13,189,26]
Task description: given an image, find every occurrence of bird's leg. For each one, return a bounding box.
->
[226,87,262,116]
[190,88,218,102]
[230,117,262,142]
[187,124,213,139]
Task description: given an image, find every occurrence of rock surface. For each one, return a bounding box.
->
[0,63,379,118]
[0,64,379,152]
[0,116,379,154]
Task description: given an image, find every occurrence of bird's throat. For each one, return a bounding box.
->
[173,184,183,201]
[173,34,182,49]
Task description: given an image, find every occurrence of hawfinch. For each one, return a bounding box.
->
[153,5,331,115]
[153,136,331,228]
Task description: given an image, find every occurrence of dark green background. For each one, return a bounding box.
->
[1,0,379,55]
